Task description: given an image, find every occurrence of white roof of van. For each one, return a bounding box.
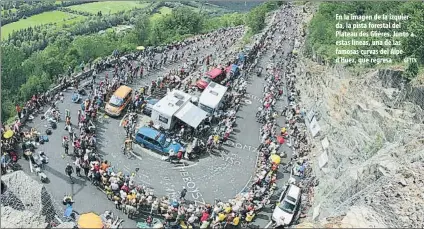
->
[199,82,228,109]
[153,90,191,116]
[287,185,301,199]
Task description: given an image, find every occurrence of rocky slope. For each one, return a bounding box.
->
[0,171,67,228]
[293,32,424,228]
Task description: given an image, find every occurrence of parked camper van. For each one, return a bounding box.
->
[198,82,228,114]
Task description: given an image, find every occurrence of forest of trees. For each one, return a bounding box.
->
[306,2,424,72]
[1,2,279,122]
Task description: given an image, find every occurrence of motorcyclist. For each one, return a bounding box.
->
[39,151,48,164]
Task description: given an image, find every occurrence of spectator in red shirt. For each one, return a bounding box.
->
[200,211,210,222]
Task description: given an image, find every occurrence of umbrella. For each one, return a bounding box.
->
[3,130,14,139]
[78,212,103,229]
[136,46,145,51]
[270,154,281,164]
[277,135,285,144]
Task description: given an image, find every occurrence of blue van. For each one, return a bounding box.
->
[135,127,182,155]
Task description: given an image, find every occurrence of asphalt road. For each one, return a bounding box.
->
[244,7,299,228]
[17,26,260,226]
[17,6,300,228]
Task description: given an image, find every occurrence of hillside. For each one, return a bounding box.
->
[294,2,424,228]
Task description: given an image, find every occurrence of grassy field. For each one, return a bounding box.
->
[150,7,172,21]
[66,1,150,14]
[1,11,85,40]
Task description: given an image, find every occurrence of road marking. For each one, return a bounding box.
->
[244,99,252,104]
[235,143,243,149]
[226,141,257,152]
[120,114,129,126]
[130,150,143,161]
[171,163,198,169]
[265,221,273,228]
[177,164,206,206]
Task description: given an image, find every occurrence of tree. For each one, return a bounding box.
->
[19,74,51,101]
[1,90,15,122]
[133,14,151,44]
[404,61,419,80]
[400,2,424,64]
[171,7,203,35]
[1,45,26,90]
[245,5,267,34]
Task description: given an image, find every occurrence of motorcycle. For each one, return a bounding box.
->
[185,138,206,160]
[34,164,48,183]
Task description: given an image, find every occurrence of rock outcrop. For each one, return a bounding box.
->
[0,171,61,228]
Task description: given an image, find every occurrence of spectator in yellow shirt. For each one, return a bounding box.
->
[232,215,240,226]
[217,212,226,222]
[245,211,255,222]
[127,192,136,201]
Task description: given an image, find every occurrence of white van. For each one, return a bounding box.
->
[198,82,228,114]
[272,184,301,226]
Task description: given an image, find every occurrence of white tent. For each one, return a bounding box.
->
[175,102,208,128]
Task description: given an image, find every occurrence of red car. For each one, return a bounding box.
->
[196,68,226,90]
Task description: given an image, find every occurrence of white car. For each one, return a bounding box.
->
[272,184,301,226]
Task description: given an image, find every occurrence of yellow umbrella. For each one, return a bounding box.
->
[136,46,145,50]
[270,154,281,164]
[78,212,103,229]
[3,130,14,139]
